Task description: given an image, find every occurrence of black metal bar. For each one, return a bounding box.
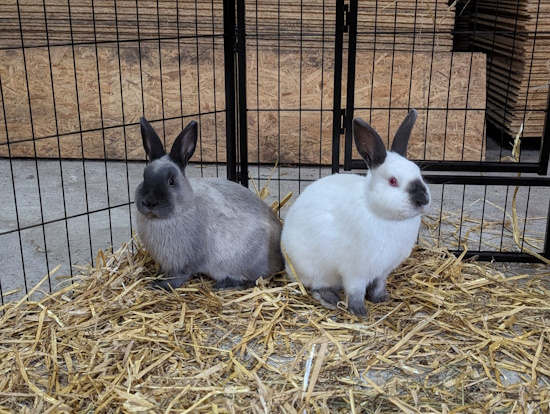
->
[544,195,550,260]
[255,0,261,187]
[189,1,205,178]
[210,0,220,177]
[343,0,358,171]
[331,0,345,174]
[236,0,248,187]
[349,159,543,173]
[449,250,547,263]
[517,0,541,164]
[539,88,550,175]
[422,175,550,186]
[0,34,225,52]
[223,0,237,182]
[298,0,303,192]
[317,0,326,179]
[0,202,136,237]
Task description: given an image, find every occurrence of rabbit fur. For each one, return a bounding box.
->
[280,109,431,316]
[135,118,284,290]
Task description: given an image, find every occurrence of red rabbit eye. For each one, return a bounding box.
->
[389,177,398,187]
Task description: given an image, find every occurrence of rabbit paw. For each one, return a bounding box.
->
[153,272,190,290]
[347,294,368,316]
[312,288,340,310]
[369,291,390,303]
[213,277,256,290]
[366,278,390,303]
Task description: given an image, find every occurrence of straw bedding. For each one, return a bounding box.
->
[0,235,549,413]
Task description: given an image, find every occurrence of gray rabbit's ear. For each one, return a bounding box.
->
[391,109,417,157]
[353,117,387,169]
[140,117,166,161]
[170,120,198,171]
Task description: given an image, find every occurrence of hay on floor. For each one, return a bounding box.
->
[0,239,549,413]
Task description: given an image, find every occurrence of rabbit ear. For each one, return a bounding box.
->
[353,117,387,169]
[170,120,198,171]
[391,109,417,157]
[140,117,166,161]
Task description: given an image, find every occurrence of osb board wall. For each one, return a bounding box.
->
[246,50,486,164]
[0,45,486,165]
[245,0,455,51]
[0,42,228,164]
[0,0,225,48]
[1,0,454,52]
[352,52,487,162]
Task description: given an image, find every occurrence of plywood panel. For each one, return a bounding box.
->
[0,46,486,164]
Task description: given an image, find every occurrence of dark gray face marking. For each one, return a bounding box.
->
[136,163,181,218]
[407,179,429,208]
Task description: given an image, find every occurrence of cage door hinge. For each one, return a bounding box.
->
[340,108,346,134]
[343,3,350,33]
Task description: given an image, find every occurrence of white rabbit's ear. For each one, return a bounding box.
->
[391,109,417,157]
[140,117,166,161]
[353,117,387,169]
[170,120,198,171]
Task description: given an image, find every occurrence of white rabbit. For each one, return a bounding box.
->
[281,109,430,316]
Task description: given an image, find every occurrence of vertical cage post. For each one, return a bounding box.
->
[223,0,237,181]
[542,89,550,259]
[539,88,550,176]
[544,195,550,260]
[331,0,346,174]
[343,0,358,171]
[236,0,248,187]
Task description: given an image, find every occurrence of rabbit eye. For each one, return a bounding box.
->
[389,177,398,187]
[168,177,174,186]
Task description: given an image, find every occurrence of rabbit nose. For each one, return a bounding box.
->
[408,180,429,207]
[142,194,158,208]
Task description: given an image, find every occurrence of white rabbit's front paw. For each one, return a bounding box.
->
[367,278,390,303]
[312,288,340,310]
[347,294,368,316]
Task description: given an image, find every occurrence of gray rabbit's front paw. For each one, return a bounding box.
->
[213,277,256,290]
[153,271,191,290]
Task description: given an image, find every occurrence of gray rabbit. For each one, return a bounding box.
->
[135,118,284,290]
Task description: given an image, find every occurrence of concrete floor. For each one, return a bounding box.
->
[1,142,549,302]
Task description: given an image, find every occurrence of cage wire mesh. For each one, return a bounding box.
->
[0,0,549,306]
[0,0,228,302]
[1,1,550,412]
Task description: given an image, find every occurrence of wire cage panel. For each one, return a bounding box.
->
[0,0,231,303]
[0,36,227,164]
[0,1,226,48]
[1,0,550,306]
[242,0,341,203]
[344,0,550,173]
[420,180,550,261]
